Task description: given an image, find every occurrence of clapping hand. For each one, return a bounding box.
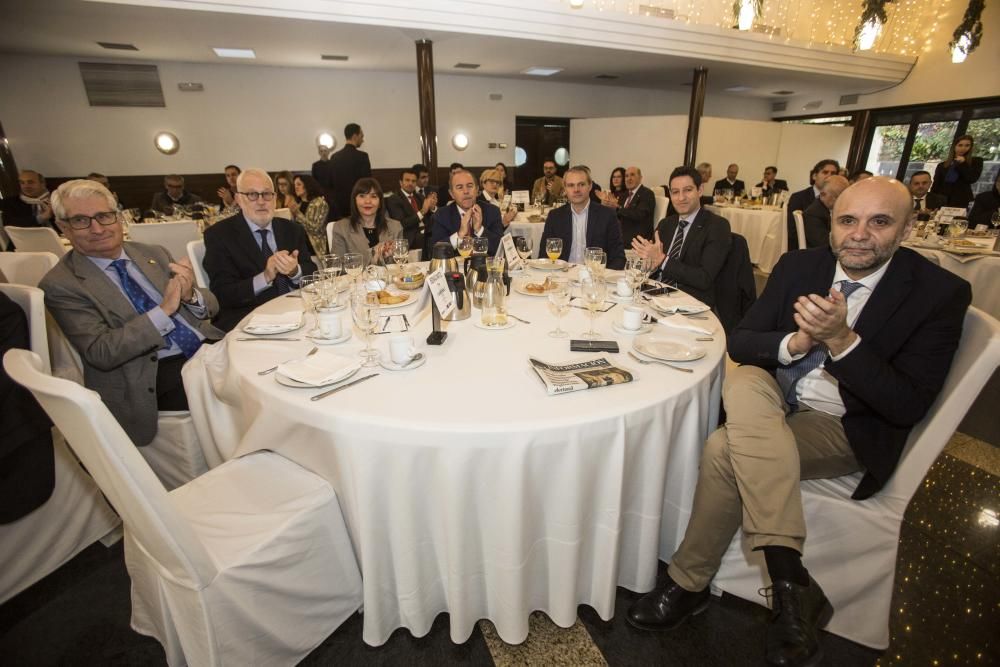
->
[792,288,856,356]
[217,187,234,207]
[631,231,665,267]
[265,249,300,282]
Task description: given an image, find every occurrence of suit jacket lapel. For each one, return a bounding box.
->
[237,213,267,263]
[852,250,914,340]
[678,209,708,261]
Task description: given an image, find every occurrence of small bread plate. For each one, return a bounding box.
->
[306,329,353,346]
[528,258,569,271]
[374,291,415,309]
[611,318,652,335]
[275,365,360,389]
[633,334,706,362]
[473,318,516,331]
[514,279,558,297]
[379,355,427,372]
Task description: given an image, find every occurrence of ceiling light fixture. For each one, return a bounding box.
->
[212,47,256,59]
[725,85,753,93]
[737,0,757,31]
[522,67,563,77]
[452,133,469,151]
[856,18,882,50]
[154,132,179,155]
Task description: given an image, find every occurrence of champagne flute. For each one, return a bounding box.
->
[545,238,563,265]
[351,289,380,367]
[547,278,570,338]
[580,278,607,339]
[344,252,363,283]
[457,236,474,272]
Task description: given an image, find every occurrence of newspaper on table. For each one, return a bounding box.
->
[529,357,634,395]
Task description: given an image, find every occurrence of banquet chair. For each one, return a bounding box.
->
[6,226,67,256]
[4,348,364,667]
[0,250,59,287]
[0,290,119,604]
[711,307,1000,649]
[712,234,756,334]
[653,194,670,224]
[186,239,209,289]
[792,209,806,251]
[128,220,201,263]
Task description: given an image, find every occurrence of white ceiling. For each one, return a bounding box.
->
[0,0,897,101]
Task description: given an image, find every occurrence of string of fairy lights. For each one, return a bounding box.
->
[564,0,983,61]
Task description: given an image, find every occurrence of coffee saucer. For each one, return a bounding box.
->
[379,355,426,371]
[306,330,352,345]
[611,318,652,335]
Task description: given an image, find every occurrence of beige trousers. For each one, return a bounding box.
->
[668,364,860,592]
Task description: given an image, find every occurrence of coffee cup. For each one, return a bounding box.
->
[622,306,644,331]
[389,335,417,365]
[616,277,632,297]
[317,310,343,339]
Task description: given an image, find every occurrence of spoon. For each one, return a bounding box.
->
[401,353,424,368]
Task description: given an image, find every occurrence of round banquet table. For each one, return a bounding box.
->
[706,204,785,274]
[508,214,547,256]
[903,236,1000,320]
[183,266,725,645]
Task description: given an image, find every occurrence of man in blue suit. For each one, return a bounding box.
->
[430,169,504,256]
[538,166,626,269]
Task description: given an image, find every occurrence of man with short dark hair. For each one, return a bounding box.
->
[756,166,789,197]
[908,171,946,211]
[430,169,504,255]
[802,175,849,249]
[532,160,565,205]
[328,123,372,219]
[412,164,433,199]
[1,169,54,228]
[713,163,746,197]
[787,159,840,250]
[150,174,203,215]
[632,166,732,306]
[385,168,437,251]
[538,166,625,269]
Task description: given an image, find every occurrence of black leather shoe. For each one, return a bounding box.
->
[764,575,834,667]
[626,573,711,631]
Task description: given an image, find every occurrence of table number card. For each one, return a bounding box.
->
[425,268,455,318]
[500,233,524,272]
[511,190,530,207]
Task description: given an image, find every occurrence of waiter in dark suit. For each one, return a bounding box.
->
[429,169,503,256]
[713,163,746,196]
[787,159,840,250]
[627,177,970,667]
[632,166,732,307]
[203,168,316,332]
[384,168,437,252]
[756,166,789,197]
[328,123,372,219]
[538,166,626,270]
[604,165,655,248]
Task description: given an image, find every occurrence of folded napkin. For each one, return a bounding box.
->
[650,296,709,314]
[656,318,715,336]
[277,351,360,386]
[244,311,302,332]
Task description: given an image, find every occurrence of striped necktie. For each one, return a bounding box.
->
[667,219,689,261]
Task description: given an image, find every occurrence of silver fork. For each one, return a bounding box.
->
[628,351,694,373]
[258,347,318,375]
[507,313,531,325]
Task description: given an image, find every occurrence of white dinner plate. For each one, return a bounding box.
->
[528,259,569,271]
[633,335,706,362]
[473,318,516,331]
[275,365,360,388]
[376,291,415,309]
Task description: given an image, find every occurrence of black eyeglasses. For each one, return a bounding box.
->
[238,191,276,201]
[60,211,119,230]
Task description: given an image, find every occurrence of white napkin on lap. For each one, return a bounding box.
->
[656,318,715,336]
[277,351,360,386]
[244,311,302,332]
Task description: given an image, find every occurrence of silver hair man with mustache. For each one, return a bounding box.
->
[627,177,970,667]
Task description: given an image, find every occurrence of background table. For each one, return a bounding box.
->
[509,212,547,257]
[904,237,1000,319]
[706,204,785,274]
[185,269,725,646]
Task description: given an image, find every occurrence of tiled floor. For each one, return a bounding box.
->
[1,435,997,666]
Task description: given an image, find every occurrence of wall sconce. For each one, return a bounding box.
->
[317,132,336,149]
[154,132,179,155]
[452,133,469,151]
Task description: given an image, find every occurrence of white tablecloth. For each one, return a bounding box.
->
[184,270,725,645]
[509,213,547,256]
[707,204,785,274]
[905,237,1000,319]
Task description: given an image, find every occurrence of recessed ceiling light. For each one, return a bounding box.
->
[725,85,753,92]
[454,63,480,69]
[522,67,563,77]
[98,42,139,51]
[321,54,349,61]
[772,90,795,95]
[213,47,256,59]
[154,132,179,155]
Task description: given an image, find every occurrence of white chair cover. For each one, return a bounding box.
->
[128,221,201,263]
[0,284,49,373]
[0,251,59,287]
[4,349,364,667]
[792,209,806,251]
[186,239,209,289]
[711,307,1000,649]
[654,194,670,225]
[6,226,67,256]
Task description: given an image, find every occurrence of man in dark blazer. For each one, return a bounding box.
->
[0,169,55,229]
[40,179,222,447]
[802,175,849,249]
[787,159,840,250]
[538,166,626,269]
[384,168,437,252]
[436,163,464,206]
[311,145,335,221]
[328,123,372,219]
[628,177,970,667]
[604,165,655,248]
[756,166,789,197]
[908,171,946,212]
[203,168,316,332]
[632,166,732,307]
[430,169,504,256]
[713,163,746,197]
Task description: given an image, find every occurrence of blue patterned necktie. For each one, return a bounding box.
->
[775,280,864,406]
[109,259,202,359]
[257,229,293,295]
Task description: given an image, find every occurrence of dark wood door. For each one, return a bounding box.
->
[513,117,570,191]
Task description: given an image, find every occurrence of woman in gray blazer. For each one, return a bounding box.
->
[329,177,402,266]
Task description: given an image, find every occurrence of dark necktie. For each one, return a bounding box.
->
[624,190,635,208]
[667,219,689,261]
[109,259,202,359]
[775,280,865,406]
[408,194,420,213]
[257,229,294,295]
[913,198,922,211]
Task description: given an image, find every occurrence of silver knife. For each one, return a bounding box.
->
[236,337,301,341]
[401,313,411,329]
[310,373,379,401]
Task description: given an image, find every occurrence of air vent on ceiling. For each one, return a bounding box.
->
[595,74,619,80]
[79,62,165,108]
[489,93,503,101]
[177,82,204,92]
[772,101,788,112]
[454,63,480,69]
[772,90,795,96]
[97,41,138,51]
[803,100,823,110]
[321,54,349,61]
[638,5,675,18]
[839,94,860,106]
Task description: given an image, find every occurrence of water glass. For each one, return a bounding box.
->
[344,252,363,282]
[580,278,607,339]
[351,288,380,367]
[547,278,570,338]
[472,237,489,256]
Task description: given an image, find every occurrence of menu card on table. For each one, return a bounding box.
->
[501,233,525,272]
[529,357,635,395]
[425,268,455,318]
[511,190,531,207]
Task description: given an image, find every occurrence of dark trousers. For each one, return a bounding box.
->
[156,355,189,411]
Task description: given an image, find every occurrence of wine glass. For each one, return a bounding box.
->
[391,239,409,276]
[514,236,533,270]
[949,219,968,238]
[300,274,325,333]
[545,238,563,265]
[580,278,607,339]
[472,237,489,256]
[547,278,570,338]
[343,252,363,283]
[990,211,1000,236]
[626,255,648,301]
[351,289,380,367]
[319,253,342,285]
[585,247,607,279]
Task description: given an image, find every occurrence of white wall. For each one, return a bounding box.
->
[571,115,851,192]
[0,54,771,177]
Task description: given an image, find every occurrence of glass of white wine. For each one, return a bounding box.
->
[585,247,607,279]
[626,255,648,301]
[391,239,409,275]
[580,277,607,339]
[545,238,563,265]
[351,288,380,367]
[547,278,570,338]
[344,252,363,283]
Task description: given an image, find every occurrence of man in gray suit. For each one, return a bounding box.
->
[40,179,222,446]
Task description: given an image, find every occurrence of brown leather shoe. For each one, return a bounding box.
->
[626,573,711,631]
[764,575,834,667]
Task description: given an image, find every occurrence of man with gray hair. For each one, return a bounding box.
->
[150,174,203,215]
[1,169,54,228]
[604,165,655,247]
[39,179,222,446]
[802,175,850,249]
[203,168,316,331]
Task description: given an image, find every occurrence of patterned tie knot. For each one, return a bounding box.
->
[838,280,863,299]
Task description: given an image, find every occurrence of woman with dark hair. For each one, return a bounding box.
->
[494,162,511,195]
[329,177,402,265]
[602,167,628,206]
[274,170,299,210]
[931,134,984,208]
[288,174,330,255]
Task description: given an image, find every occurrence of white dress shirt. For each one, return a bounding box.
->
[569,204,590,264]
